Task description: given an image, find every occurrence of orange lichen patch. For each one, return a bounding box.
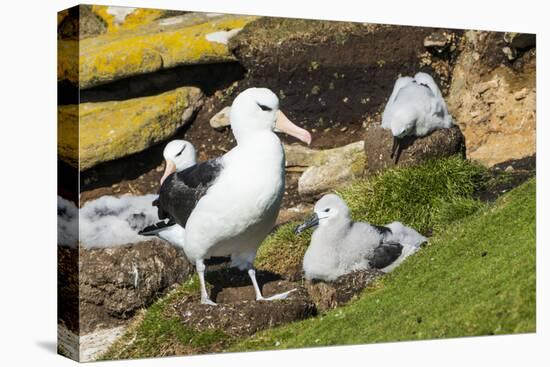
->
[58,13,258,88]
[58,87,203,170]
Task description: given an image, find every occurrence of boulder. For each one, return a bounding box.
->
[58,13,258,88]
[176,268,315,337]
[285,141,365,196]
[364,124,465,175]
[447,31,536,167]
[58,86,203,170]
[79,240,193,332]
[305,270,383,312]
[209,106,231,130]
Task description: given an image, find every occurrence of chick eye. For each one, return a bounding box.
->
[175,145,186,157]
[324,208,330,212]
[257,103,272,111]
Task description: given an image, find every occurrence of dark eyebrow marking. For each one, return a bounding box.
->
[175,145,186,157]
[257,103,272,111]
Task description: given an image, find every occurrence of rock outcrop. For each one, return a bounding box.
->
[209,106,231,130]
[284,141,365,196]
[79,240,193,332]
[58,12,257,88]
[364,124,465,175]
[447,31,536,166]
[58,86,203,170]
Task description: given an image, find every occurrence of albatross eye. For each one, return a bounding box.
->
[324,208,331,213]
[257,103,272,112]
[175,145,186,157]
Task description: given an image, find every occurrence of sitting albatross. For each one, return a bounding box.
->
[139,140,197,248]
[295,194,426,281]
[381,72,454,162]
[150,88,312,305]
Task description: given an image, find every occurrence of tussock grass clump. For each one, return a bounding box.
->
[257,156,487,276]
[255,222,309,279]
[339,155,486,233]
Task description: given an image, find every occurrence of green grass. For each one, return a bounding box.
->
[100,159,535,359]
[256,156,487,277]
[100,276,232,360]
[233,178,536,351]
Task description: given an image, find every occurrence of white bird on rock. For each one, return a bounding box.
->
[146,88,312,305]
[295,194,426,281]
[140,140,197,249]
[381,72,453,162]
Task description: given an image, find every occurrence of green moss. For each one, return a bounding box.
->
[233,178,536,351]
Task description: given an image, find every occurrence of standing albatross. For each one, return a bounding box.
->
[152,88,312,305]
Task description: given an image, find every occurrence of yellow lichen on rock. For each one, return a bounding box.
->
[58,87,203,170]
[91,5,165,32]
[58,13,258,88]
[58,105,79,168]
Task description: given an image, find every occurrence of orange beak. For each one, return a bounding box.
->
[275,110,312,145]
[160,160,176,185]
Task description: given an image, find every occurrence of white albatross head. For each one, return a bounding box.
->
[229,88,312,145]
[160,140,197,185]
[295,194,351,234]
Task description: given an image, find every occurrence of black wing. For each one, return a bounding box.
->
[138,218,175,236]
[156,158,223,227]
[369,242,403,269]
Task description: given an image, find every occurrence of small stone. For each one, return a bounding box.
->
[311,85,321,95]
[504,165,514,173]
[209,106,231,130]
[502,46,517,61]
[514,88,529,101]
[424,32,449,49]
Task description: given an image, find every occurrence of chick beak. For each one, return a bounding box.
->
[295,213,320,234]
[160,160,176,185]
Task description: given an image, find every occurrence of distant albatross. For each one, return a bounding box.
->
[140,140,197,248]
[381,72,453,162]
[295,194,426,281]
[146,88,312,305]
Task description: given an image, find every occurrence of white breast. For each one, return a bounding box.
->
[183,132,285,262]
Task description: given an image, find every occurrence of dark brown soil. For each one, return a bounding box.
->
[474,155,536,202]
[58,246,80,334]
[305,269,383,312]
[175,268,315,337]
[229,18,461,146]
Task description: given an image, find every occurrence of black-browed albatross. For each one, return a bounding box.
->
[140,139,197,248]
[146,88,312,305]
[295,194,427,281]
[381,72,454,162]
